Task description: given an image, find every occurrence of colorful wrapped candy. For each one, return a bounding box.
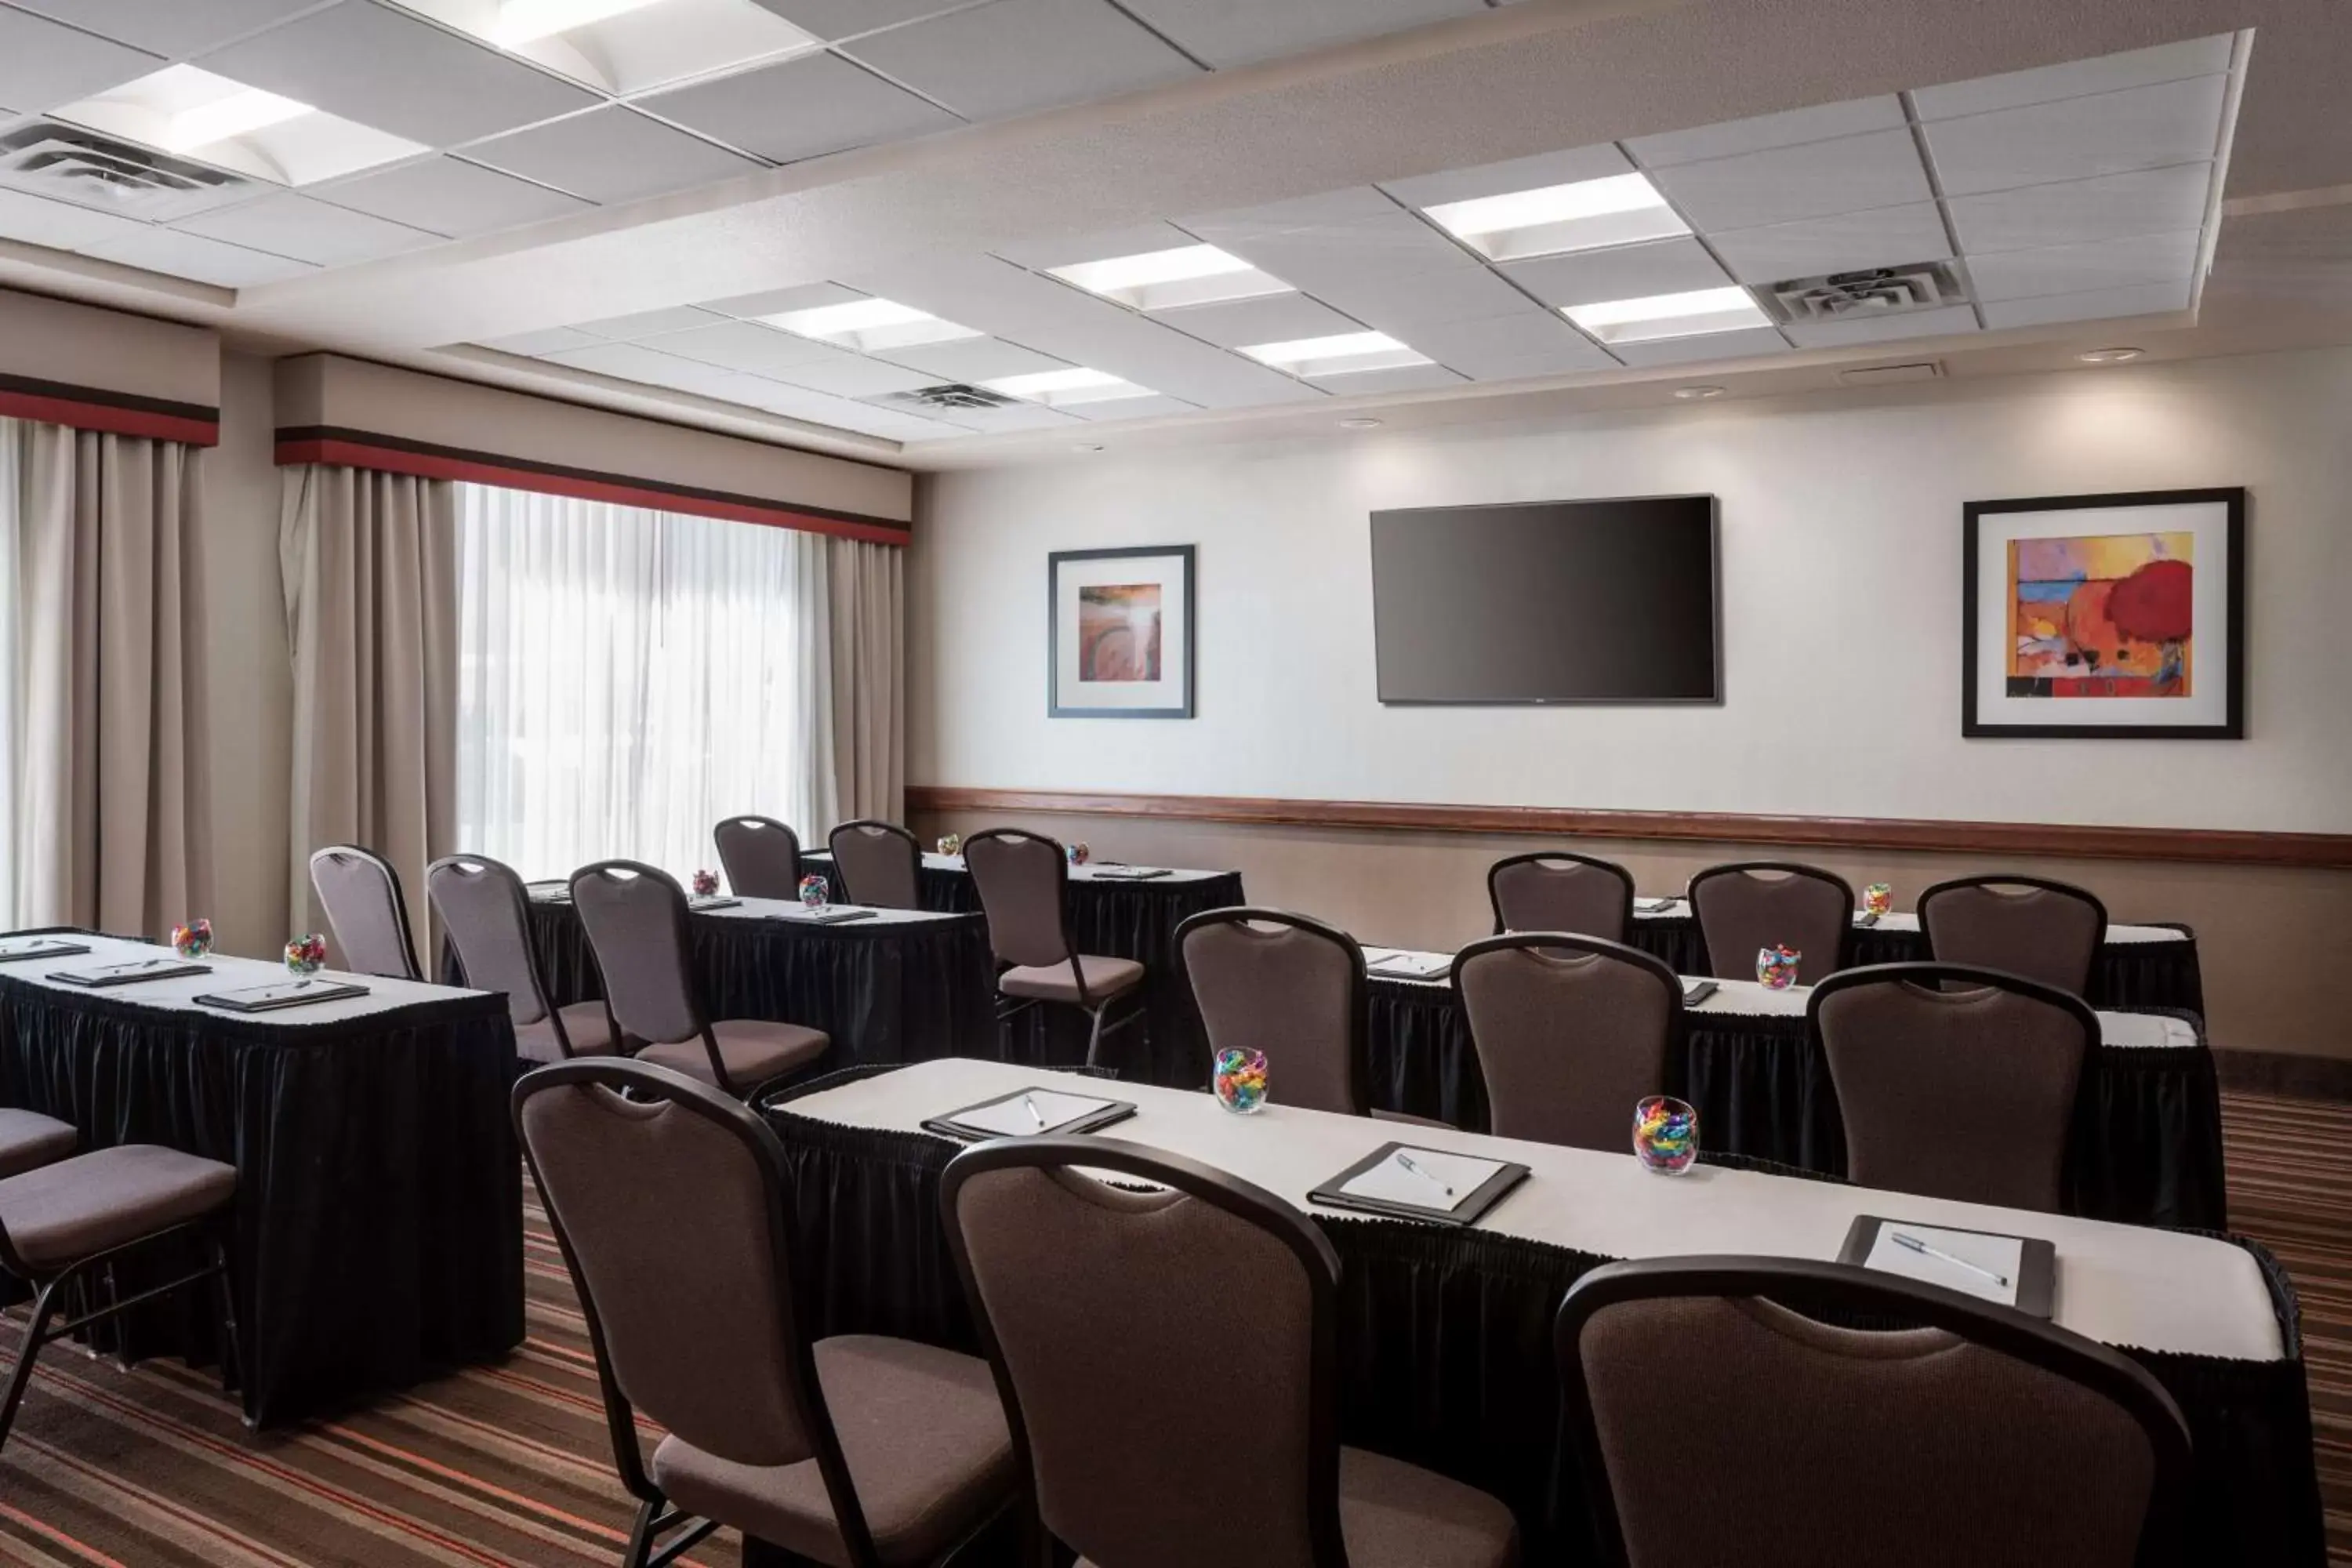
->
[1213,1048,1269,1115]
[936,833,962,857]
[285,933,327,978]
[1756,944,1802,990]
[691,869,720,897]
[798,873,830,908]
[1863,882,1893,918]
[1632,1095,1699,1174]
[171,918,213,960]
[1065,841,1091,866]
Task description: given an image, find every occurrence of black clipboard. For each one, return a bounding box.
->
[48,959,213,988]
[195,979,372,1013]
[1681,979,1718,1005]
[1366,953,1452,982]
[1087,866,1172,880]
[0,938,92,963]
[688,895,742,911]
[769,906,877,925]
[1307,1142,1529,1229]
[1839,1215,2056,1319]
[921,1087,1138,1144]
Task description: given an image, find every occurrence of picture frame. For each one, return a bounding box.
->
[1048,544,1196,719]
[1962,488,2245,740]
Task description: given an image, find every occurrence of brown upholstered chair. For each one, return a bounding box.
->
[1555,1256,2188,1568]
[309,843,423,979]
[714,815,804,900]
[1686,861,1855,984]
[1811,963,2099,1212]
[569,861,829,1098]
[1176,908,1369,1115]
[0,1109,77,1180]
[1454,934,1683,1152]
[942,1135,1521,1568]
[1918,874,2110,998]
[1486,852,1635,942]
[963,829,1145,1070]
[429,854,618,1064]
[517,1058,1014,1568]
[828,820,924,910]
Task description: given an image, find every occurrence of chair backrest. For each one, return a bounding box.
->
[1687,861,1855,983]
[942,1137,1347,1568]
[1918,875,2109,997]
[428,853,551,1028]
[309,844,422,979]
[569,860,705,1047]
[514,1058,877,1555]
[1454,934,1682,1151]
[963,829,1075,971]
[1487,851,1635,942]
[1176,909,1367,1115]
[827,819,923,910]
[1811,962,2098,1212]
[713,815,803,900]
[1556,1256,2187,1568]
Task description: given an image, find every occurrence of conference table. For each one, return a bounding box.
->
[0,931,521,1425]
[1362,951,2226,1229]
[757,1057,2321,1566]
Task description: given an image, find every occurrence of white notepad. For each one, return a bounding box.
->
[949,1089,1118,1139]
[1864,1222,2027,1307]
[1339,1146,1508,1210]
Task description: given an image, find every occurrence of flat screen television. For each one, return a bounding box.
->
[1370,495,1720,704]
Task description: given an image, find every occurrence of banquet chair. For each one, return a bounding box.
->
[1486,851,1635,942]
[1454,934,1683,1152]
[1811,963,2097,1212]
[517,1058,1014,1568]
[942,1135,1521,1568]
[828,820,924,910]
[1555,1256,2187,1568]
[714,815,804,900]
[309,844,423,979]
[1918,874,2110,997]
[964,829,1145,1070]
[0,1109,76,1180]
[1686,861,1856,983]
[569,861,829,1099]
[429,854,618,1064]
[1176,908,1368,1114]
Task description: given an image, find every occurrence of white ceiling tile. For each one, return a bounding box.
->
[1116,0,1485,70]
[82,225,315,285]
[0,8,159,113]
[465,107,764,205]
[874,336,1069,380]
[6,0,318,58]
[200,3,601,145]
[572,305,732,339]
[764,351,941,397]
[1707,201,1952,285]
[1183,184,1401,238]
[1403,311,1618,378]
[1780,303,1980,349]
[1067,393,1196,422]
[729,376,921,427]
[993,221,1199,272]
[841,0,1200,123]
[1947,162,2214,257]
[1912,35,2234,122]
[540,340,731,386]
[1499,236,1731,308]
[1647,129,1931,230]
[698,281,863,317]
[1309,362,1466,396]
[747,0,970,42]
[1606,325,1790,367]
[0,184,147,251]
[1626,96,1906,168]
[920,401,1085,433]
[317,156,593,237]
[480,326,604,355]
[1923,74,2230,197]
[170,192,437,266]
[1378,143,1632,212]
[638,52,959,164]
[1979,277,2193,328]
[640,318,844,374]
[1965,228,2200,303]
[1151,292,1360,348]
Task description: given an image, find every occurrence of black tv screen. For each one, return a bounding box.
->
[1370,495,1720,703]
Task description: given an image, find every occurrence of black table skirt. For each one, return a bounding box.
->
[0,942,524,1425]
[755,1069,2323,1566]
[1367,979,2228,1231]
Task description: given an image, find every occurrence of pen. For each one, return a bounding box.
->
[1890,1231,2010,1288]
[1393,1151,1454,1198]
[1022,1093,1047,1130]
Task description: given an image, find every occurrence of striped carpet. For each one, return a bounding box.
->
[0,1095,2340,1566]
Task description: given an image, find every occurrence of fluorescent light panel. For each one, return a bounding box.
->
[1049,244,1293,310]
[493,0,665,44]
[1563,286,1771,344]
[765,296,982,353]
[985,367,1156,408]
[168,87,312,151]
[1423,172,1690,261]
[1239,331,1431,377]
[52,64,424,187]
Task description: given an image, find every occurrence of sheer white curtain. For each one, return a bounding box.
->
[456,484,837,881]
[0,419,21,927]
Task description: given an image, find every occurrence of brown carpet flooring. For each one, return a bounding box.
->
[0,1092,2342,1566]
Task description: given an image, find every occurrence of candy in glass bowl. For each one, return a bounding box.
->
[1213,1048,1269,1114]
[1065,841,1091,866]
[1632,1095,1698,1174]
[1863,882,1893,918]
[691,869,720,897]
[285,933,328,978]
[798,873,830,908]
[170,918,213,960]
[936,833,962,857]
[1756,944,1802,990]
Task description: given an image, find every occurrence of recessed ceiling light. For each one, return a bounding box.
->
[1049,244,1294,311]
[1338,416,1384,429]
[1239,331,1432,378]
[1672,385,1726,401]
[765,296,980,353]
[1422,172,1690,262]
[492,0,666,45]
[986,367,1156,408]
[167,85,313,151]
[54,64,422,186]
[1563,286,1770,345]
[2077,347,2145,364]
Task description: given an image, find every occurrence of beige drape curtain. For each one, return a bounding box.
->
[279,464,457,948]
[824,535,904,825]
[3,419,212,935]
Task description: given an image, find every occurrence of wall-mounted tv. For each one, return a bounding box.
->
[1370,495,1720,704]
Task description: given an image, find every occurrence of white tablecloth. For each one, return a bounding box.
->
[1631,896,2181,944]
[0,935,487,1025]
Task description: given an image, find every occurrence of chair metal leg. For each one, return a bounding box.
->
[1083,1004,1109,1068]
[0,1280,62,1455]
[209,1236,242,1396]
[622,1498,661,1568]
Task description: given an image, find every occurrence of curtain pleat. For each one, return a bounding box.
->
[827,535,904,823]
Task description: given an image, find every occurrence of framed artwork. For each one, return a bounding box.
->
[1048,545,1196,718]
[1962,488,2245,739]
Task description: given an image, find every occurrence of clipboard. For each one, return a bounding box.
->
[196,979,372,1013]
[1307,1142,1529,1229]
[688,895,742,911]
[1838,1215,2056,1318]
[1681,979,1719,1005]
[921,1087,1137,1143]
[769,906,877,925]
[48,958,212,988]
[1088,866,1173,880]
[0,938,92,963]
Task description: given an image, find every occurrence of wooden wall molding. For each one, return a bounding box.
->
[906,786,2352,870]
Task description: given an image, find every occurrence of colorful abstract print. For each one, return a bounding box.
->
[2007,532,2194,699]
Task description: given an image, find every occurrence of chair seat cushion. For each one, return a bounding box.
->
[651,1334,1013,1567]
[637,1019,828,1091]
[999,955,1145,1006]
[515,1001,622,1064]
[0,1109,76,1180]
[0,1145,238,1271]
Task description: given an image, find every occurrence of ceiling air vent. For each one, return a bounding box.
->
[888,383,1020,411]
[1838,361,1945,387]
[1766,261,1969,324]
[0,120,254,223]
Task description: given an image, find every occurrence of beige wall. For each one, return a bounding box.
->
[0,288,218,408]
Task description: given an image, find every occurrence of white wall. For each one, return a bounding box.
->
[913,348,2352,833]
